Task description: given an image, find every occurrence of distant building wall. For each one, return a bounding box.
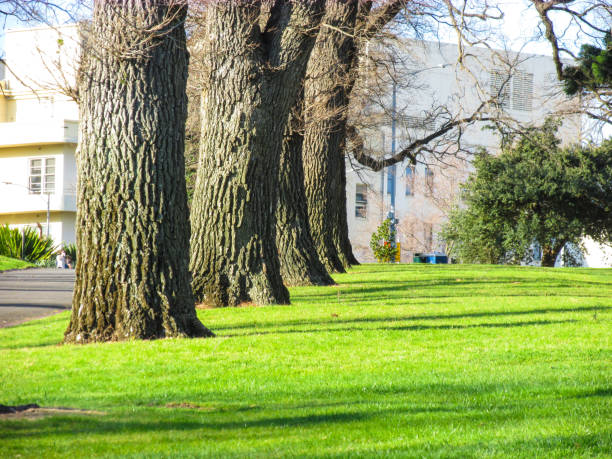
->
[347,40,585,264]
[0,25,79,245]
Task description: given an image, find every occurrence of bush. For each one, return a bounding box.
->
[0,225,57,263]
[370,219,398,263]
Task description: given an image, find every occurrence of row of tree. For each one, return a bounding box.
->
[66,0,500,342]
[64,0,425,342]
[2,0,609,343]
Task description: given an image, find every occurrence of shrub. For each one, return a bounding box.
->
[63,242,77,265]
[0,225,57,263]
[370,219,398,263]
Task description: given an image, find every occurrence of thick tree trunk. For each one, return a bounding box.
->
[189,1,324,306]
[65,0,212,343]
[302,1,359,273]
[276,100,335,286]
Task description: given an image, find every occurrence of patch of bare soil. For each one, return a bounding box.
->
[165,402,215,411]
[0,404,105,419]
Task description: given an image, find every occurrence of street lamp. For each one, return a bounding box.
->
[1,181,51,238]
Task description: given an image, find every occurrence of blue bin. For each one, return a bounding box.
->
[422,254,448,264]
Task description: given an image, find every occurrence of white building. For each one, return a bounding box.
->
[0,25,79,245]
[345,40,611,267]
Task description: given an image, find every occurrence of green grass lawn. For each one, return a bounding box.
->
[1,264,610,458]
[0,255,33,271]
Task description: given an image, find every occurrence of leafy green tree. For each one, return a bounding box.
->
[370,219,398,263]
[441,120,612,267]
[562,30,612,97]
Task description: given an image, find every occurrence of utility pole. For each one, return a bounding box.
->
[387,80,398,249]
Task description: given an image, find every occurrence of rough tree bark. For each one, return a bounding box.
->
[189,0,325,306]
[302,1,403,271]
[302,0,359,273]
[65,0,212,343]
[276,95,335,286]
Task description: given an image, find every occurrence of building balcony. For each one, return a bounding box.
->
[0,189,76,215]
[0,119,78,148]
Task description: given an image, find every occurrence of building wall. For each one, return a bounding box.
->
[581,238,612,268]
[347,40,585,264]
[0,25,79,246]
[0,211,75,245]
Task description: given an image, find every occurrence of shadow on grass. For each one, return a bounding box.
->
[335,277,612,288]
[324,432,612,458]
[570,388,612,399]
[213,305,609,333]
[0,398,527,441]
[2,401,609,458]
[220,319,577,338]
[293,279,612,302]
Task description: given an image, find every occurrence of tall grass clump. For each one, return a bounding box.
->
[0,225,57,263]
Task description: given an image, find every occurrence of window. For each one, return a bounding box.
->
[355,184,367,219]
[533,242,542,261]
[425,166,434,193]
[405,166,414,196]
[29,158,55,194]
[490,69,534,111]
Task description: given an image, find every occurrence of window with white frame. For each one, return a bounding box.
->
[29,158,55,194]
[355,183,367,219]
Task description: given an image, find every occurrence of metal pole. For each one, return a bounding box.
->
[389,80,397,249]
[46,193,50,238]
[390,80,397,213]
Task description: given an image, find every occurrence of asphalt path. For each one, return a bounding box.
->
[0,268,74,328]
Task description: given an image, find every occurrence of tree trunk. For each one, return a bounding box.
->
[189,1,325,306]
[336,157,360,266]
[541,240,566,267]
[65,0,212,343]
[302,2,404,270]
[276,98,335,286]
[302,1,359,273]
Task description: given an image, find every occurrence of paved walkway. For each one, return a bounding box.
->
[0,268,74,328]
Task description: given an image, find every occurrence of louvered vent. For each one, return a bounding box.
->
[512,71,534,111]
[490,69,534,112]
[490,70,511,108]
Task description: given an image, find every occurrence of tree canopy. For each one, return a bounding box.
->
[441,120,612,267]
[562,30,612,97]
